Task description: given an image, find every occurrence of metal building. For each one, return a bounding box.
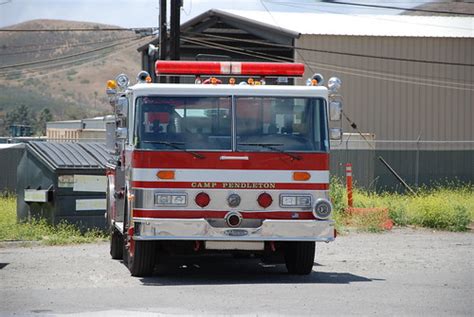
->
[137,9,473,189]
[17,142,111,229]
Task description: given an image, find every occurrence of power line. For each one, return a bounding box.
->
[328,1,474,17]
[185,31,474,67]
[0,36,146,70]
[0,27,135,32]
[181,35,473,91]
[0,37,150,79]
[0,35,139,56]
[260,0,316,74]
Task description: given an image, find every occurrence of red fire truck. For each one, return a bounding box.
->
[105,61,343,276]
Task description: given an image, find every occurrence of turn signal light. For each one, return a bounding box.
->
[107,80,117,89]
[257,193,273,208]
[195,192,210,208]
[293,171,311,181]
[156,170,175,180]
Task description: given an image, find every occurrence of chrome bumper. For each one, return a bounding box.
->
[133,218,335,242]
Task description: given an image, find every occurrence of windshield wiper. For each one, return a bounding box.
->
[238,143,302,161]
[142,141,205,159]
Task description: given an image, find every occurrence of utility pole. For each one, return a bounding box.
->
[158,0,168,83]
[169,0,182,83]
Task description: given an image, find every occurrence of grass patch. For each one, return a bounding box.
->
[0,196,107,245]
[330,179,473,232]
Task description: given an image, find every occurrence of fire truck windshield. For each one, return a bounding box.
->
[235,96,328,152]
[134,96,327,152]
[135,96,232,150]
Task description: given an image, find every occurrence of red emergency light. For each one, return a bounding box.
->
[155,61,305,77]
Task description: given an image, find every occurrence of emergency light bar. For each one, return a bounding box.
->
[155,61,305,77]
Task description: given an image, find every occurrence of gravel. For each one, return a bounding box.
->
[0,228,472,316]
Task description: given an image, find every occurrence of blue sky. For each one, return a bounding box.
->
[0,0,437,28]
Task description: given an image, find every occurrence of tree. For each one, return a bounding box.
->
[4,104,35,137]
[5,104,33,127]
[36,108,53,135]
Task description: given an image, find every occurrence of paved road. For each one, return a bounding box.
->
[0,228,472,316]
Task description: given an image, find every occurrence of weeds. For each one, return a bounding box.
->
[330,179,472,232]
[0,196,107,245]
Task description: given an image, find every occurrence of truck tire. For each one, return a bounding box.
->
[128,240,157,277]
[284,242,315,275]
[110,229,123,260]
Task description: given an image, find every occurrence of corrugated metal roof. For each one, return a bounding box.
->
[28,142,111,170]
[79,143,110,167]
[223,10,474,38]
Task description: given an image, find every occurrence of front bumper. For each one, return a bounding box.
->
[133,218,335,242]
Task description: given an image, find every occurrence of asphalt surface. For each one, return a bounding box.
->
[0,228,472,316]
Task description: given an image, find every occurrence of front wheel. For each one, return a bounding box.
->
[110,229,123,260]
[127,240,157,277]
[284,242,315,275]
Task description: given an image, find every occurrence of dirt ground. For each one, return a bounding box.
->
[0,228,472,316]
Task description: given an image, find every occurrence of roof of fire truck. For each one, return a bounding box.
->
[107,61,341,98]
[127,83,329,99]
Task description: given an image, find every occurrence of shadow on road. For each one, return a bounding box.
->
[138,257,383,286]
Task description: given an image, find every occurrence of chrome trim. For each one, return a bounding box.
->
[220,155,249,160]
[154,192,188,207]
[227,193,241,208]
[279,193,313,209]
[133,218,335,242]
[313,198,333,219]
[133,188,329,211]
[225,211,243,227]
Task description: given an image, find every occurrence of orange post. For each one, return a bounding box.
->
[346,163,353,208]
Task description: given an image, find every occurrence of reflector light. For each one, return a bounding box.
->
[156,170,175,180]
[257,193,273,208]
[293,172,311,181]
[155,61,305,77]
[107,80,117,89]
[195,192,210,208]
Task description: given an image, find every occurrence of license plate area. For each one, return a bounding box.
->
[205,241,265,251]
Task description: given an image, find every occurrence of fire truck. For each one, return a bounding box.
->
[105,61,343,277]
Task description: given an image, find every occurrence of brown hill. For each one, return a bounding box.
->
[0,19,150,121]
[401,1,474,16]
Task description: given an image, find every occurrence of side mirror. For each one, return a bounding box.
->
[116,127,127,140]
[330,128,342,140]
[116,97,128,117]
[329,101,342,121]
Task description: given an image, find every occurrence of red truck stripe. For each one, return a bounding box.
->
[132,151,329,170]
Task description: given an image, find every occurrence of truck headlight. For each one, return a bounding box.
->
[313,198,332,219]
[279,194,312,208]
[154,193,187,206]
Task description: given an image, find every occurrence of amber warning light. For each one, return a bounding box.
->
[155,61,305,77]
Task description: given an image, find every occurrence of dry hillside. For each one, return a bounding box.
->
[0,19,150,121]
